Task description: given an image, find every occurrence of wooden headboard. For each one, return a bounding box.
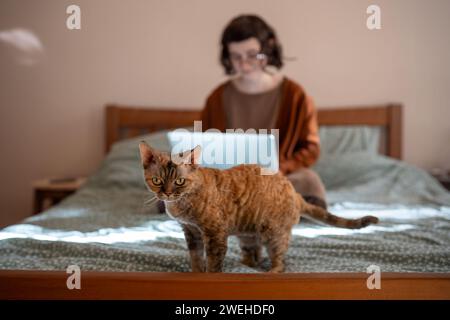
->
[105,104,402,159]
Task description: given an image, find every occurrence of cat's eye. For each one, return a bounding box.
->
[174,178,185,186]
[151,177,163,185]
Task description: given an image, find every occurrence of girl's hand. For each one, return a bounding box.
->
[279,159,299,175]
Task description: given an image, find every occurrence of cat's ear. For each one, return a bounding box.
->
[190,145,202,165]
[173,145,201,166]
[139,142,155,168]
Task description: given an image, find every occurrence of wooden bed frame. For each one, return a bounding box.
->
[105,103,403,159]
[2,103,450,300]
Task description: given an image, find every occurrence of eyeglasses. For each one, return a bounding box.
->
[229,52,267,65]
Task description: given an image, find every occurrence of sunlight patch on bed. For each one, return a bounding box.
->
[0,221,185,244]
[291,223,415,238]
[328,202,450,220]
[0,219,417,243]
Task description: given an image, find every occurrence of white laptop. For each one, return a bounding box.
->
[167,129,279,175]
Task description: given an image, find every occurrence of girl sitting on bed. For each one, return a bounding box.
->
[201,14,328,209]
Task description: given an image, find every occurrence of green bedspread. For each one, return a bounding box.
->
[1,129,449,272]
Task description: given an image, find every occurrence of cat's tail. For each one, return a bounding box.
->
[298,195,379,229]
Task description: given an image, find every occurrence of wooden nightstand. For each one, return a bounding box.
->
[32,177,86,215]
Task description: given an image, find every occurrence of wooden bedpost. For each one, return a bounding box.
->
[387,104,403,160]
[105,105,120,154]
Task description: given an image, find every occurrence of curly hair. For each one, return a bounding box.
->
[220,15,283,75]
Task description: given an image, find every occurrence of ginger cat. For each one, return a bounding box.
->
[139,142,378,273]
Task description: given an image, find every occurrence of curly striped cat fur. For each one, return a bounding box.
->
[139,142,378,273]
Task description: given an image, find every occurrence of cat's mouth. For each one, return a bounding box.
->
[158,194,181,202]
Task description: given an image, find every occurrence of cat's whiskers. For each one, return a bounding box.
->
[145,196,157,203]
[144,200,159,208]
[144,194,156,202]
[144,195,158,205]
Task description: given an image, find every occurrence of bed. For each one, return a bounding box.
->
[1,103,449,299]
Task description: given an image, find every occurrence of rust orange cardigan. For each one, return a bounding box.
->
[201,77,320,174]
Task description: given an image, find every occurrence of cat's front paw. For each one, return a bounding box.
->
[268,265,285,273]
[206,265,223,273]
[191,262,206,272]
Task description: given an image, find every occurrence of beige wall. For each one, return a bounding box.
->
[1,0,449,227]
